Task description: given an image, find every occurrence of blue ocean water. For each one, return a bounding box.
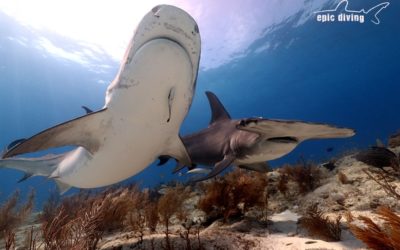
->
[0,0,399,208]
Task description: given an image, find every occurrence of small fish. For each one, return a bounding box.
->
[355,147,399,169]
[187,168,212,175]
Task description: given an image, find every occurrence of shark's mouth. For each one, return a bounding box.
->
[267,136,298,143]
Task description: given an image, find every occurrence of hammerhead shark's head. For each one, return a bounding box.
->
[0,5,201,192]
[162,91,355,181]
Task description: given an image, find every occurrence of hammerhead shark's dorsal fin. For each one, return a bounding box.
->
[161,135,192,167]
[3,108,109,158]
[205,91,231,125]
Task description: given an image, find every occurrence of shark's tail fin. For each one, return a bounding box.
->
[0,154,65,183]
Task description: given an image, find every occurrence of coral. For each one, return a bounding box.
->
[145,199,159,233]
[124,186,151,248]
[158,184,191,250]
[0,190,35,239]
[348,206,400,250]
[40,187,133,250]
[277,170,289,196]
[179,219,194,250]
[298,203,341,242]
[38,191,59,225]
[363,169,400,200]
[338,171,349,184]
[198,169,268,222]
[22,226,38,250]
[278,161,321,195]
[4,230,15,250]
[389,131,400,148]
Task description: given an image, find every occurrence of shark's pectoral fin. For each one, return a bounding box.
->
[3,108,109,158]
[238,162,269,173]
[237,118,355,141]
[161,135,191,167]
[55,180,72,195]
[193,154,235,182]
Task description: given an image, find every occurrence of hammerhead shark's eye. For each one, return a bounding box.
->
[194,24,199,34]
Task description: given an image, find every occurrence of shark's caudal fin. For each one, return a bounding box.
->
[3,108,108,158]
[0,154,65,181]
[205,91,231,124]
[237,118,355,141]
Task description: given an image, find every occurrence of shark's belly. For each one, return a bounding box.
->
[72,145,156,188]
[59,39,193,188]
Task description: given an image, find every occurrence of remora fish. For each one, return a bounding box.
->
[160,91,355,181]
[1,5,201,193]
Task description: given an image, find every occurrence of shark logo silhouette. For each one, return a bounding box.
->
[314,0,389,24]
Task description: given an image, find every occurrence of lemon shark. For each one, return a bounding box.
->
[0,5,201,192]
[159,91,355,181]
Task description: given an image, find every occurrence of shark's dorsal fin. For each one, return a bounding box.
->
[205,91,231,125]
[3,108,109,158]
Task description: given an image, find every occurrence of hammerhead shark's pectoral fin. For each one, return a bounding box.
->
[3,108,109,158]
[161,135,192,167]
[237,118,355,141]
[238,162,269,173]
[193,154,235,182]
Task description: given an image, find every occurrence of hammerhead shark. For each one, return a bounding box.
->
[0,5,201,193]
[159,91,355,181]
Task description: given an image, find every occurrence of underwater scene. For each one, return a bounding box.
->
[0,0,399,249]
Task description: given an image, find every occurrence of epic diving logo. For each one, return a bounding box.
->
[314,0,389,24]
